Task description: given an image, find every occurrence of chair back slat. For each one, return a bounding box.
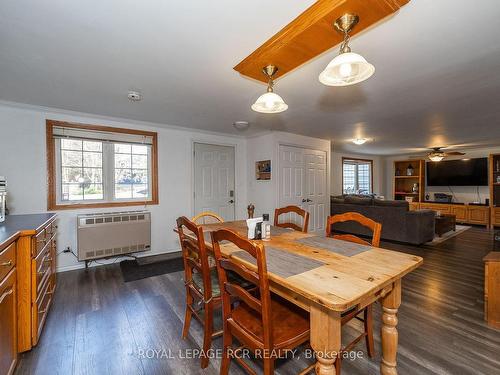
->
[176,216,212,300]
[225,283,262,314]
[192,211,224,225]
[211,228,273,348]
[326,212,382,247]
[274,205,310,232]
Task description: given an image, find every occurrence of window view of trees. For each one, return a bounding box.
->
[61,139,103,200]
[114,144,149,199]
[59,139,150,202]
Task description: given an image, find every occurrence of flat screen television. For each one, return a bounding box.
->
[426,157,488,186]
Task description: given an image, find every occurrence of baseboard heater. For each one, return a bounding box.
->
[77,211,151,262]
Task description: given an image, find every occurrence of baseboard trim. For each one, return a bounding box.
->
[56,249,182,273]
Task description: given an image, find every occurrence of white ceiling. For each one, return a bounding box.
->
[1,0,500,155]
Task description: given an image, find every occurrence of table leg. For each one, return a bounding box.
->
[380,279,402,375]
[310,304,341,375]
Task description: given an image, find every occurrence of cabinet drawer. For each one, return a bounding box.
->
[0,241,16,281]
[0,268,17,375]
[421,203,450,214]
[33,242,52,295]
[33,229,47,257]
[33,273,53,345]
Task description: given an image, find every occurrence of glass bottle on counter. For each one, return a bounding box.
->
[262,213,271,241]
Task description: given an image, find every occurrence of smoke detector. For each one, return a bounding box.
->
[233,121,249,130]
[127,90,143,102]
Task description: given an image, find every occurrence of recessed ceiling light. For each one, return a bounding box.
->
[352,138,368,145]
[127,90,143,102]
[233,121,250,130]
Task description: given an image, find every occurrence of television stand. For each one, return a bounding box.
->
[415,202,490,227]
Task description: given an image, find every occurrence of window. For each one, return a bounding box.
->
[342,158,373,195]
[47,120,158,210]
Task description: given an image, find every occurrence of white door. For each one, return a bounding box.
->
[194,143,235,221]
[279,145,328,233]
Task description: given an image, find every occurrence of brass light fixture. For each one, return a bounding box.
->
[251,65,288,114]
[319,14,375,86]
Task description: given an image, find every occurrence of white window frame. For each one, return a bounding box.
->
[342,158,373,195]
[55,140,153,205]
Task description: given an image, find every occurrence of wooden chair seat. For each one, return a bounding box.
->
[231,294,310,348]
[192,268,253,298]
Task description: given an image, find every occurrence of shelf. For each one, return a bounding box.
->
[394,175,420,179]
[395,192,419,195]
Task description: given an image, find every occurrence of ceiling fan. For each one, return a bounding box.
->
[425,147,465,162]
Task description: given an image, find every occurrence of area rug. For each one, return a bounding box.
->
[426,225,471,245]
[120,257,184,282]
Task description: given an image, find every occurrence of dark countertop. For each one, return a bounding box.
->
[484,252,500,262]
[0,213,56,251]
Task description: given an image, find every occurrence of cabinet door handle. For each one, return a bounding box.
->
[0,288,13,304]
[0,260,12,267]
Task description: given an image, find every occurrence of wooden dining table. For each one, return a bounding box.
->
[197,220,423,375]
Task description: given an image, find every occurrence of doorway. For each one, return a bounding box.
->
[193,143,236,221]
[278,145,328,233]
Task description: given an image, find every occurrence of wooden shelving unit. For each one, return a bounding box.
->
[393,160,425,203]
[489,153,500,228]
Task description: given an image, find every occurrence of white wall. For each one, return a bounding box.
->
[0,102,248,272]
[246,131,331,217]
[383,147,500,204]
[330,149,384,196]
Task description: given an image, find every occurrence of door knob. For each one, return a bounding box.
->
[228,200,234,204]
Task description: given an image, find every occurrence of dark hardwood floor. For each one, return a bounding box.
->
[15,227,500,375]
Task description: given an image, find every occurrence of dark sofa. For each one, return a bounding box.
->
[330,195,435,245]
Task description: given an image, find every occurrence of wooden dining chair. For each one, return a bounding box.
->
[326,212,381,374]
[326,212,382,247]
[176,216,222,369]
[191,211,224,225]
[211,229,313,375]
[274,205,310,233]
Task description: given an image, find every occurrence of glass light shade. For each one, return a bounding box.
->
[319,52,375,86]
[251,92,288,114]
[352,138,368,145]
[428,154,444,162]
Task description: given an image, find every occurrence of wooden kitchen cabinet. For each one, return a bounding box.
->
[0,243,17,375]
[484,252,500,329]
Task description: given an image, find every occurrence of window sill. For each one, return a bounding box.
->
[48,199,159,211]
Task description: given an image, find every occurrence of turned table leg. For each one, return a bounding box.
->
[310,304,341,375]
[380,279,402,375]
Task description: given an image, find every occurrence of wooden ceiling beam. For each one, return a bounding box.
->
[234,0,410,83]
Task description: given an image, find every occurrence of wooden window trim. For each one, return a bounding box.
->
[46,119,159,210]
[341,157,374,194]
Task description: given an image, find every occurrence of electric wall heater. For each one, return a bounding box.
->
[77,211,151,261]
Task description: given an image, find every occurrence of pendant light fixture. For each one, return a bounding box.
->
[319,14,375,86]
[251,65,288,113]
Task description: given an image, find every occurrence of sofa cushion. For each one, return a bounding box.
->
[331,196,345,204]
[344,196,373,205]
[373,199,409,209]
